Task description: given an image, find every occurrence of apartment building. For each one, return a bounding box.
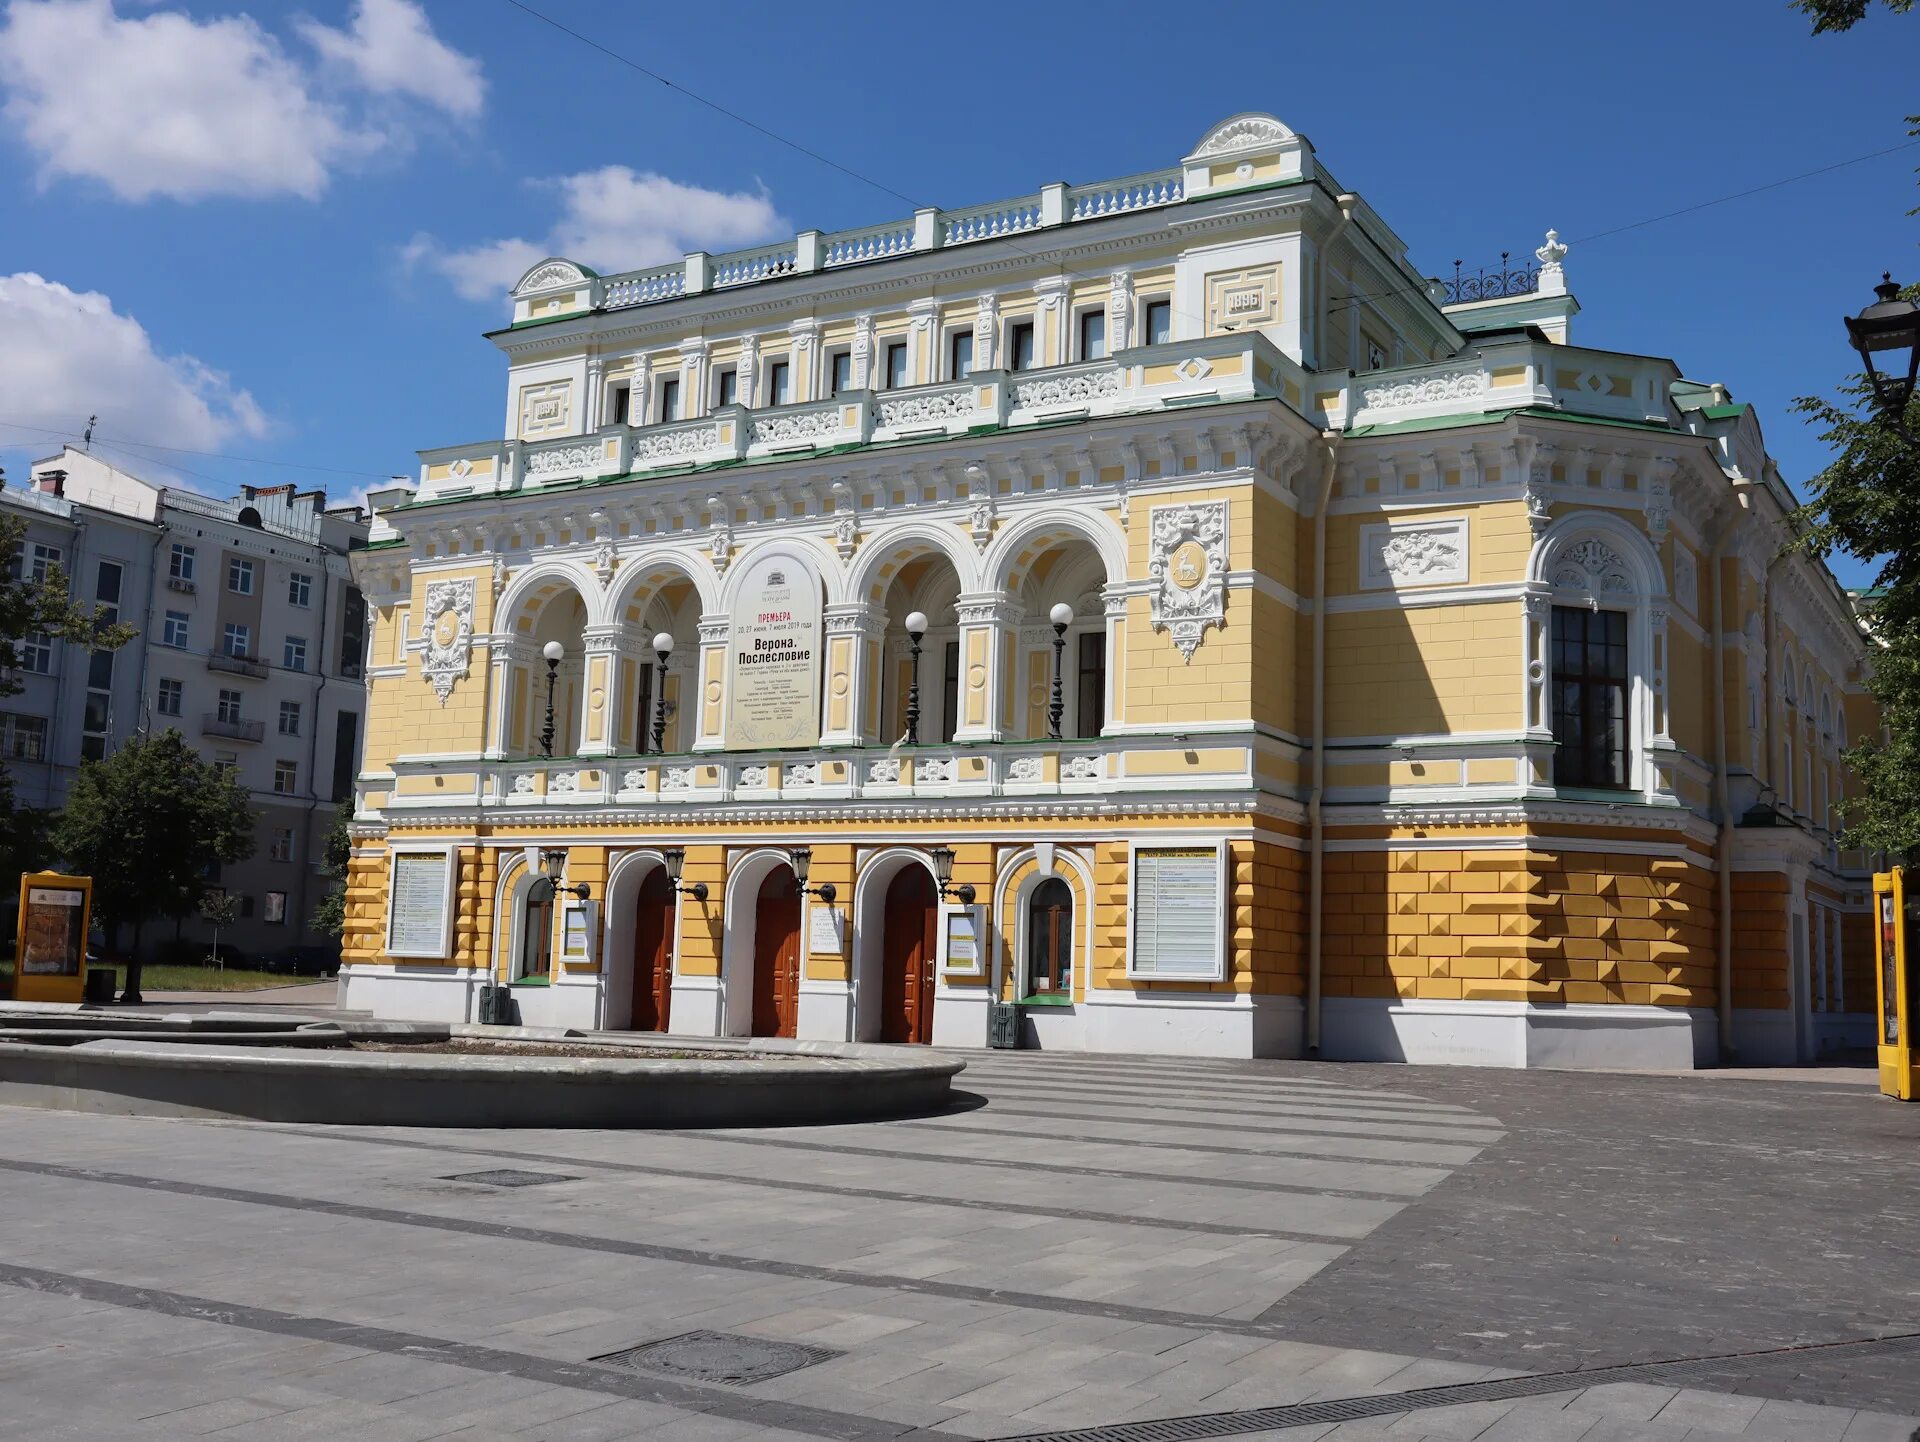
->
[3,447,368,962]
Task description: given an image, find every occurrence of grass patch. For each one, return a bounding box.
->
[115,964,317,993]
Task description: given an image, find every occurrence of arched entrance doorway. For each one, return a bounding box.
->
[880,866,939,1044]
[750,868,802,1038]
[630,866,675,1032]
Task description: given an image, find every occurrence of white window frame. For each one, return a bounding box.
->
[169,543,195,581]
[384,844,457,959]
[20,632,52,673]
[228,557,254,595]
[163,611,190,648]
[273,759,298,795]
[216,689,243,723]
[156,678,183,716]
[283,635,307,672]
[224,623,250,657]
[278,700,301,736]
[938,901,986,977]
[1124,838,1229,982]
[28,543,61,585]
[288,572,312,607]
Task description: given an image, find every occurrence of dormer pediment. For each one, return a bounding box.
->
[1182,113,1313,197]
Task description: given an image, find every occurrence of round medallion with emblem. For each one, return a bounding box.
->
[1168,540,1210,591]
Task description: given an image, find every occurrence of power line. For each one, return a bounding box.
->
[0,419,395,483]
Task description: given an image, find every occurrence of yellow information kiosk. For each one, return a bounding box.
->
[1872,867,1916,1101]
[12,871,92,1005]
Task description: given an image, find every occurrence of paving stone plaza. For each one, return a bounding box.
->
[1,1048,1917,1441]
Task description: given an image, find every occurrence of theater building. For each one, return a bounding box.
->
[342,112,1876,1066]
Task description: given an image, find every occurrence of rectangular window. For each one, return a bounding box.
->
[942,639,961,745]
[223,623,250,658]
[1076,631,1106,739]
[278,700,301,736]
[288,572,312,607]
[214,751,237,773]
[331,711,359,804]
[1551,606,1631,790]
[885,342,909,390]
[768,360,792,405]
[948,331,974,380]
[163,611,190,648]
[217,689,243,724]
[339,585,366,677]
[156,678,183,716]
[28,543,61,585]
[829,350,853,396]
[273,759,298,795]
[1,713,47,761]
[87,648,113,690]
[20,633,52,673]
[82,690,109,735]
[80,734,105,762]
[1078,310,1107,361]
[283,635,307,672]
[1129,846,1225,979]
[713,367,738,407]
[169,543,196,582]
[228,557,254,595]
[269,828,294,863]
[1008,320,1036,372]
[96,561,123,606]
[387,849,453,957]
[264,891,287,924]
[658,377,680,422]
[609,380,631,426]
[1145,299,1173,346]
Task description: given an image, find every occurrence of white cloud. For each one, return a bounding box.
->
[0,0,481,202]
[0,272,267,462]
[409,167,788,302]
[296,0,483,120]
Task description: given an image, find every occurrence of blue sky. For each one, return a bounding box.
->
[2,0,1916,589]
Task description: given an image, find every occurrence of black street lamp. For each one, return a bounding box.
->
[539,640,563,758]
[928,845,975,905]
[650,631,674,753]
[660,846,707,903]
[1846,273,1920,445]
[528,847,589,905]
[903,610,927,745]
[1047,602,1073,740]
[789,846,836,904]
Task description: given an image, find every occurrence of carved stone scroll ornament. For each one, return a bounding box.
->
[421,577,476,704]
[1552,538,1635,599]
[1148,500,1228,661]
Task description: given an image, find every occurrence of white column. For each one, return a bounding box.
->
[907,298,939,385]
[737,334,760,410]
[483,637,524,760]
[584,357,606,432]
[1035,277,1069,366]
[952,593,1020,743]
[692,615,729,751]
[1107,268,1134,353]
[791,318,819,401]
[631,355,652,427]
[1523,590,1551,735]
[851,313,875,390]
[577,623,623,757]
[681,337,708,417]
[821,603,882,746]
[973,293,999,372]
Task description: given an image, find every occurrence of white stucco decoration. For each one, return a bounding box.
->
[421,577,475,704]
[1148,500,1228,661]
[1361,519,1469,590]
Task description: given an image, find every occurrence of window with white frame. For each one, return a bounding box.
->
[27,543,61,585]
[269,827,294,862]
[1128,844,1225,980]
[273,759,298,794]
[19,632,51,673]
[228,557,254,595]
[169,543,196,581]
[278,700,301,736]
[288,572,312,607]
[163,611,190,648]
[283,635,307,672]
[217,689,242,724]
[1025,877,1074,998]
[223,623,250,658]
[156,678,183,716]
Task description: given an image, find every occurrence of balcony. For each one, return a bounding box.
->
[1339,338,1680,431]
[372,735,1257,816]
[207,652,268,679]
[412,333,1303,502]
[202,713,263,743]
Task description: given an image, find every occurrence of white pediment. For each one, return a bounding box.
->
[511,257,593,298]
[1186,112,1297,161]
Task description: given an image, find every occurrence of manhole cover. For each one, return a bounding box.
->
[592,1330,841,1386]
[441,1169,579,1188]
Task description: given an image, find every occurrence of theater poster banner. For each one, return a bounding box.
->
[725,548,823,749]
[14,870,91,1003]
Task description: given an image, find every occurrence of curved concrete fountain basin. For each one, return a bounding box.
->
[0,1029,964,1128]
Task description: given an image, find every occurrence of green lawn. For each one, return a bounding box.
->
[0,962,324,995]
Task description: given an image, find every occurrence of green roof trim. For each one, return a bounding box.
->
[1699,403,1748,420]
[1344,404,1676,440]
[484,312,585,339]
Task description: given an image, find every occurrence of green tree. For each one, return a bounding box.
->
[54,730,255,1002]
[309,806,351,940]
[0,509,137,880]
[1794,0,1913,31]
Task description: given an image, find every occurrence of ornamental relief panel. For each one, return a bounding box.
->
[517,381,572,440]
[1551,538,1635,596]
[1204,265,1279,333]
[1148,500,1228,661]
[1359,518,1469,590]
[421,577,475,705]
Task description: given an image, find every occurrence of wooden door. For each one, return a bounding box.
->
[881,866,939,1044]
[751,868,802,1039]
[631,865,675,1032]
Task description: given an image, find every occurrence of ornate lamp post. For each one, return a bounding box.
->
[789,846,836,903]
[650,631,674,753]
[539,640,564,758]
[903,610,927,745]
[529,847,590,904]
[928,845,976,905]
[1845,273,1920,446]
[1047,602,1073,740]
[660,847,707,903]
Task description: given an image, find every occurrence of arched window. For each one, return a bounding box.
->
[1025,877,1074,999]
[519,875,555,980]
